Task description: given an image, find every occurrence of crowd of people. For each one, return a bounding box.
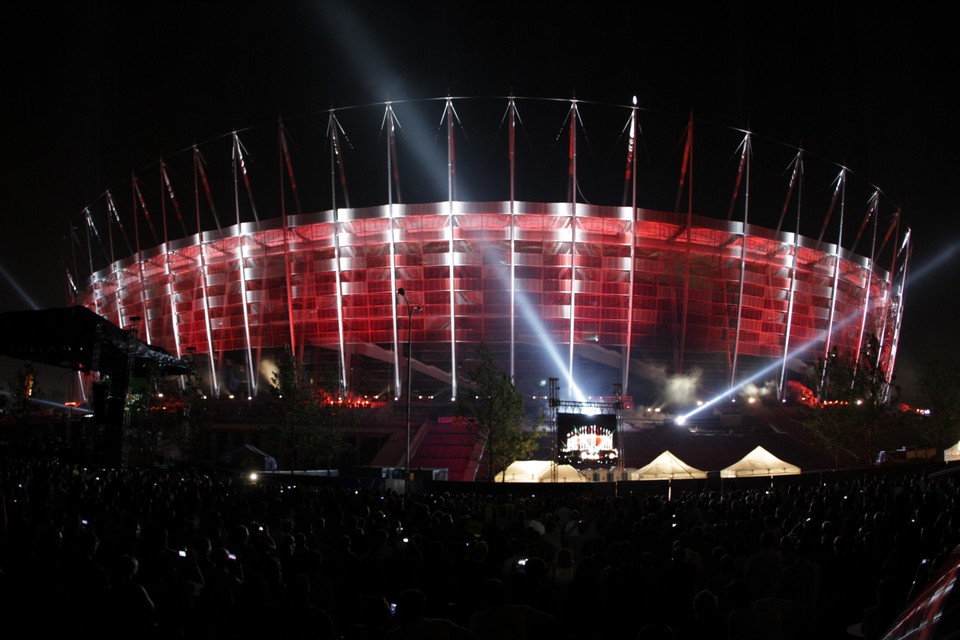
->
[0,455,957,639]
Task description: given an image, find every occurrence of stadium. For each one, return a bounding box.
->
[65,96,910,415]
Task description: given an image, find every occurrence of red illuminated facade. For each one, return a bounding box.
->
[69,98,909,408]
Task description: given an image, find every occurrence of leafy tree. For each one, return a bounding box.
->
[265,346,352,472]
[5,362,43,421]
[850,335,897,461]
[176,373,214,465]
[916,354,960,451]
[148,369,214,466]
[457,342,544,482]
[122,359,213,467]
[805,403,856,469]
[310,361,362,472]
[805,335,895,467]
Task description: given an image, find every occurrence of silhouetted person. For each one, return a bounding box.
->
[193,546,244,629]
[675,588,723,640]
[273,572,338,639]
[745,530,783,599]
[105,553,158,636]
[780,535,821,636]
[389,587,472,640]
[343,594,395,640]
[861,577,902,639]
[61,527,111,632]
[469,578,561,640]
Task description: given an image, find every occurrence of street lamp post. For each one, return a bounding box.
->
[397,288,422,490]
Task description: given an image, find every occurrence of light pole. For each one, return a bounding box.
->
[397,288,422,490]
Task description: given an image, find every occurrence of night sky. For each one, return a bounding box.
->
[2,1,958,404]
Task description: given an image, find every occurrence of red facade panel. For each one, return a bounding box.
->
[79,202,896,402]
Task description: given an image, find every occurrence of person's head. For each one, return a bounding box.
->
[719,553,736,574]
[193,535,213,559]
[114,553,139,580]
[78,529,100,557]
[759,529,778,550]
[469,539,489,561]
[693,589,718,618]
[479,578,507,608]
[395,588,427,624]
[231,524,250,544]
[554,547,575,568]
[287,572,311,604]
[211,546,234,569]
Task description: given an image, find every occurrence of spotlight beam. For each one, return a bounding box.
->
[676,228,960,424]
[0,261,39,310]
[677,326,834,425]
[488,250,586,402]
[0,390,94,415]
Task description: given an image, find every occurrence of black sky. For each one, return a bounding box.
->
[2,1,959,403]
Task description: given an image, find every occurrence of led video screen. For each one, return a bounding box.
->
[557,413,618,467]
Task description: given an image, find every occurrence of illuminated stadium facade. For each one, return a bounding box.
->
[67,97,910,409]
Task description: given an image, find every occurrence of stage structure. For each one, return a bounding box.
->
[64,97,911,410]
[549,377,624,478]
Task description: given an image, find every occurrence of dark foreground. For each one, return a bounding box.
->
[1,455,956,639]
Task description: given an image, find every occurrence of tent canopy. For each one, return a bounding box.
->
[631,450,707,480]
[497,460,587,483]
[721,445,801,478]
[945,441,960,463]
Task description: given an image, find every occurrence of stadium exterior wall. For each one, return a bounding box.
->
[68,97,906,408]
[77,200,896,406]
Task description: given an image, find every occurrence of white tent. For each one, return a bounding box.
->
[496,460,588,483]
[630,450,706,499]
[945,441,960,463]
[630,450,707,480]
[720,445,801,478]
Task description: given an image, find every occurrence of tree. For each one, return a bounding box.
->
[916,354,960,451]
[805,335,896,467]
[309,360,362,473]
[148,369,214,466]
[265,346,352,472]
[120,358,213,467]
[5,362,43,421]
[176,373,214,465]
[457,342,544,482]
